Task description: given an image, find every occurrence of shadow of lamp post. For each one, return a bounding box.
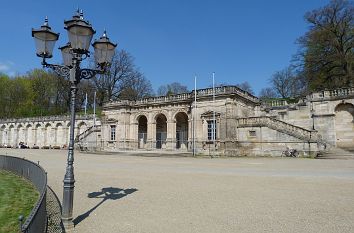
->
[32,10,117,230]
[74,187,138,226]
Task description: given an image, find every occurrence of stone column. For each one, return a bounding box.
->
[147,122,156,149]
[188,119,193,150]
[64,127,69,146]
[27,127,33,146]
[24,128,28,145]
[132,122,138,149]
[146,112,154,149]
[4,130,8,146]
[8,128,12,146]
[32,128,37,147]
[166,120,176,150]
[0,128,3,145]
[54,127,58,146]
[14,128,19,147]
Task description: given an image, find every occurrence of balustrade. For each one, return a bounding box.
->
[105,85,259,108]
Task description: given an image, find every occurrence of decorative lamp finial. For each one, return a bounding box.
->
[44,16,48,26]
[80,9,84,19]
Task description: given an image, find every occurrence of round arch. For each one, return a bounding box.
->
[25,124,33,146]
[16,124,25,146]
[8,125,14,146]
[137,115,148,148]
[155,113,167,149]
[153,111,169,123]
[55,123,64,146]
[175,112,189,149]
[77,121,87,136]
[44,123,52,146]
[56,122,63,128]
[335,103,354,149]
[0,125,6,145]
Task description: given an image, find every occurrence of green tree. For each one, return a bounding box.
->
[27,69,58,116]
[296,0,354,90]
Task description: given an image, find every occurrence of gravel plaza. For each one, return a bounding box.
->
[1,148,354,233]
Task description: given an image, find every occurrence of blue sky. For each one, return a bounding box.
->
[0,0,327,95]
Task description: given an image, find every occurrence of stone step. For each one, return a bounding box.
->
[85,149,194,157]
[316,147,354,159]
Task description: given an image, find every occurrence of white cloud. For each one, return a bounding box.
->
[0,61,15,76]
[0,63,10,71]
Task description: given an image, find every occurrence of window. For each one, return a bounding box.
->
[110,125,116,141]
[207,120,217,141]
[249,130,256,137]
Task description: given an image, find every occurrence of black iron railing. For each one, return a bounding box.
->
[0,155,47,233]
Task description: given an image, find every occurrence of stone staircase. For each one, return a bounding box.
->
[316,147,354,159]
[75,125,101,143]
[237,116,321,143]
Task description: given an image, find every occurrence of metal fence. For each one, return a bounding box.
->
[0,155,47,233]
[176,131,188,149]
[156,132,167,149]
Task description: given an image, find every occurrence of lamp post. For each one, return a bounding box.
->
[32,10,116,229]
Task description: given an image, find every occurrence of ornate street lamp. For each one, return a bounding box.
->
[31,17,59,58]
[32,10,117,230]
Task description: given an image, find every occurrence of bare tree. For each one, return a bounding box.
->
[92,50,142,106]
[156,85,168,96]
[259,87,278,99]
[270,66,308,98]
[157,82,189,96]
[236,81,254,95]
[119,71,154,100]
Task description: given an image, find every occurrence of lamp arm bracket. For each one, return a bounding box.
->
[42,61,71,78]
[79,68,104,80]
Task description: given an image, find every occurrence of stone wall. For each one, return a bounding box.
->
[262,87,354,150]
[101,86,354,156]
[0,115,97,148]
[102,86,258,153]
[2,86,354,156]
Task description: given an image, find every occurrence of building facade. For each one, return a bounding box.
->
[100,86,354,156]
[1,86,354,156]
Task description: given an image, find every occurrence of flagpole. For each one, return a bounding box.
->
[84,92,87,116]
[212,72,216,157]
[193,75,197,156]
[93,91,96,126]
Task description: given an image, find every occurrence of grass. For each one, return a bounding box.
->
[0,170,39,233]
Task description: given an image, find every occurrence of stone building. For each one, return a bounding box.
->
[1,86,354,156]
[99,86,354,156]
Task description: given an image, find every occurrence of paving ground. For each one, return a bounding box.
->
[1,148,354,233]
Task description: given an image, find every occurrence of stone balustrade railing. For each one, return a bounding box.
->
[105,85,259,108]
[312,87,354,100]
[262,86,354,108]
[262,99,288,107]
[0,114,96,124]
[237,116,317,142]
